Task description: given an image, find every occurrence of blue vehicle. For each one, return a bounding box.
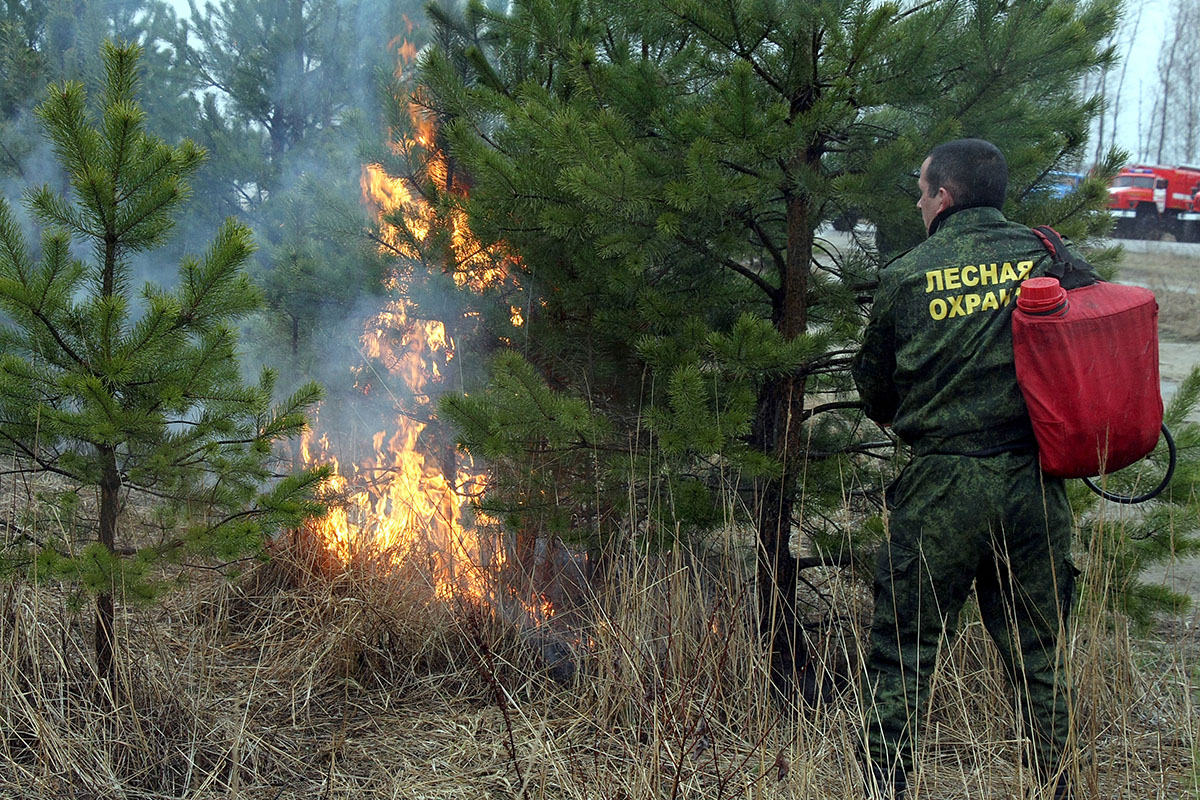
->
[1047,171,1084,199]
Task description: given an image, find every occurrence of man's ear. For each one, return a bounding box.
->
[937,186,954,214]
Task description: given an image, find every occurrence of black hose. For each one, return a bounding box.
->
[1082,423,1176,504]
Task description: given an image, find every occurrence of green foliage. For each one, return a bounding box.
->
[425,0,1120,561]
[248,172,391,381]
[174,0,430,382]
[0,0,208,298]
[441,351,610,541]
[0,1,47,175]
[179,0,409,164]
[1074,367,1200,628]
[0,42,326,611]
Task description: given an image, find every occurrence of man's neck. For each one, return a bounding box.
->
[927,202,999,236]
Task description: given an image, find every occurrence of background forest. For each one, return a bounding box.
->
[0,0,1198,798]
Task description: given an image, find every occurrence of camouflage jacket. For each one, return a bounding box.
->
[851,206,1062,455]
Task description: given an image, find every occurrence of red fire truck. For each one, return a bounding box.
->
[1181,187,1200,243]
[1108,164,1200,240]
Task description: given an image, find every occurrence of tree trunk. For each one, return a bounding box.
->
[754,187,815,702]
[1104,5,1143,163]
[290,313,303,470]
[754,386,804,699]
[96,445,120,684]
[97,225,120,684]
[1092,67,1107,166]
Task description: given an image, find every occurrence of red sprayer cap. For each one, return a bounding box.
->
[1017,277,1068,316]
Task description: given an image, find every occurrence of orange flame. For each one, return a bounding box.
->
[299,76,526,607]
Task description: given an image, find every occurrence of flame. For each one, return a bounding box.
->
[519,591,556,625]
[303,416,489,599]
[359,150,516,292]
[298,56,528,607]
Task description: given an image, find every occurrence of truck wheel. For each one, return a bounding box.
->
[1164,212,1183,242]
[1183,220,1200,243]
[1112,217,1135,239]
[1133,206,1158,240]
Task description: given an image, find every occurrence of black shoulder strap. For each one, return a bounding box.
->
[1031,225,1099,290]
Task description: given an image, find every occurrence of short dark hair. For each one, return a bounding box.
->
[925,138,1008,210]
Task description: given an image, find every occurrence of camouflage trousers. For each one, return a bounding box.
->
[862,451,1076,783]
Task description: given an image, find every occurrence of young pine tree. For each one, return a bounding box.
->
[0,41,327,682]
[420,0,1125,698]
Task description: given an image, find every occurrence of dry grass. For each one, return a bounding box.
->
[1,500,1197,800]
[1157,290,1200,342]
[1,454,1198,799]
[1118,247,1200,341]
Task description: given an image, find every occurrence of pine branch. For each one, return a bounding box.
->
[743,214,787,276]
[0,431,85,482]
[27,306,91,371]
[801,401,862,421]
[677,234,779,299]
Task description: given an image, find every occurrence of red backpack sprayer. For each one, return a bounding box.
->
[1012,226,1175,504]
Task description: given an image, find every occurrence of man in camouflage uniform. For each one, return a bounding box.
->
[852,139,1076,800]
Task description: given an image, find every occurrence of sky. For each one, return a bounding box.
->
[1109,0,1169,164]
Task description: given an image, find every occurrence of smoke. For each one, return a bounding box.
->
[6,0,476,485]
[1,108,68,244]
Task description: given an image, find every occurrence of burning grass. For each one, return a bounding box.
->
[0,507,1197,799]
